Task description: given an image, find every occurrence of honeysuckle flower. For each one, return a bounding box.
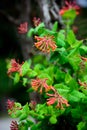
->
[7,59,22,76]
[46,88,69,109]
[7,99,22,115]
[33,17,41,27]
[34,35,57,53]
[78,79,87,89]
[59,0,80,15]
[81,56,87,62]
[31,78,52,93]
[18,22,28,34]
[7,99,15,110]
[10,121,18,130]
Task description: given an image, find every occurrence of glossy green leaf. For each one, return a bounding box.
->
[14,73,20,84]
[28,70,37,78]
[27,28,34,37]
[66,30,76,46]
[22,61,30,76]
[49,116,57,124]
[23,78,28,86]
[35,23,45,34]
[52,21,58,32]
[68,90,85,102]
[57,37,65,47]
[77,121,86,130]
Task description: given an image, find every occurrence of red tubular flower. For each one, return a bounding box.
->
[31,78,52,93]
[10,121,18,130]
[47,88,69,109]
[33,17,41,27]
[59,0,80,15]
[81,56,87,62]
[18,22,28,34]
[7,59,22,75]
[7,99,15,110]
[46,97,57,105]
[34,35,57,53]
[78,79,87,89]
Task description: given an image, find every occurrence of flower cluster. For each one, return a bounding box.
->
[7,59,22,76]
[59,0,80,15]
[31,78,69,109]
[33,17,41,27]
[78,79,87,89]
[34,35,57,53]
[31,78,52,93]
[46,88,69,109]
[7,99,22,115]
[18,22,28,34]
[10,121,18,130]
[7,99,15,110]
[81,56,87,62]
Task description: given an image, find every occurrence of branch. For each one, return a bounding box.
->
[0,10,20,25]
[50,0,64,27]
[36,0,64,29]
[37,0,52,28]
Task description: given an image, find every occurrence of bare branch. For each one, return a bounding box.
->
[0,10,20,25]
[50,0,64,27]
[36,0,52,28]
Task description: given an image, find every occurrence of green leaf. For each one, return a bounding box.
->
[56,47,68,64]
[49,116,57,124]
[58,30,65,40]
[68,90,85,102]
[19,122,28,130]
[50,51,59,62]
[14,73,20,84]
[28,70,37,78]
[77,121,86,130]
[9,109,21,118]
[54,83,69,90]
[71,107,81,119]
[54,84,70,98]
[22,61,30,76]
[73,40,82,48]
[37,115,44,120]
[19,113,28,121]
[38,73,53,85]
[35,23,45,34]
[34,64,44,73]
[31,124,40,130]
[54,69,65,81]
[23,103,30,114]
[80,45,87,54]
[19,103,29,121]
[68,53,81,71]
[44,29,57,35]
[26,119,34,126]
[66,30,76,47]
[27,28,34,37]
[65,73,72,84]
[57,37,65,47]
[52,21,58,32]
[23,78,28,86]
